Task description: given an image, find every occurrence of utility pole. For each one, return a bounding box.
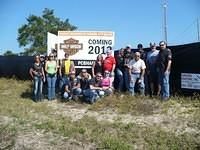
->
[163,0,168,43]
[197,18,200,42]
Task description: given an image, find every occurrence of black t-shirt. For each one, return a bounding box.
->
[123,51,132,66]
[66,77,80,90]
[32,63,43,77]
[94,61,103,75]
[115,55,124,70]
[157,48,172,72]
[80,78,90,90]
[139,50,147,62]
[89,78,102,87]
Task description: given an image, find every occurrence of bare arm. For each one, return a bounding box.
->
[59,60,63,76]
[73,82,81,89]
[140,69,145,79]
[45,61,48,73]
[90,84,102,90]
[65,85,70,93]
[91,62,95,77]
[41,67,45,81]
[112,64,116,73]
[70,61,75,72]
[128,67,132,81]
[52,60,58,73]
[29,68,34,79]
[165,60,172,72]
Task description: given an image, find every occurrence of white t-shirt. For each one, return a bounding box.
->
[128,59,146,74]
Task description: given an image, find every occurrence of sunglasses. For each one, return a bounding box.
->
[96,75,102,77]
[160,44,165,46]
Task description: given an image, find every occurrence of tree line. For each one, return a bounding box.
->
[3,8,77,56]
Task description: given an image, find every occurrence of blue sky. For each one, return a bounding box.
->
[0,0,199,54]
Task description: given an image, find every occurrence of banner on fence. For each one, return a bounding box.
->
[181,73,200,90]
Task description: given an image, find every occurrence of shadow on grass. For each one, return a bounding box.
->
[20,89,32,100]
[20,82,33,101]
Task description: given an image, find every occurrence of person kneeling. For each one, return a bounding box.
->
[85,72,104,104]
[101,70,113,95]
[63,71,82,101]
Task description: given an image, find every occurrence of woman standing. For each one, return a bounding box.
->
[45,53,57,100]
[29,55,45,102]
[92,54,104,77]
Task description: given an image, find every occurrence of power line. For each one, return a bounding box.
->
[172,19,196,43]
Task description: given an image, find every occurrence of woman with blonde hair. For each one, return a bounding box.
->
[45,53,58,100]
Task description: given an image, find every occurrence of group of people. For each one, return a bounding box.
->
[115,41,172,100]
[29,49,115,103]
[29,40,172,103]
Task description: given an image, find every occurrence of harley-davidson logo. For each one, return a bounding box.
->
[60,38,83,55]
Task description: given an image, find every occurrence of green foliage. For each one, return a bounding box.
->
[3,50,18,56]
[17,8,77,55]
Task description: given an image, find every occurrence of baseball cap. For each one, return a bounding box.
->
[137,44,143,49]
[150,42,156,47]
[126,44,132,48]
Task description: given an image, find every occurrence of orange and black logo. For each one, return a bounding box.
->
[60,38,83,56]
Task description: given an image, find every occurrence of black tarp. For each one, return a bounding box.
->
[0,56,34,80]
[0,42,200,95]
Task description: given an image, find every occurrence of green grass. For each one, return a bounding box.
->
[0,78,200,149]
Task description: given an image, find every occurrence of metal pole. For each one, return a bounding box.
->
[197,18,200,42]
[163,0,168,43]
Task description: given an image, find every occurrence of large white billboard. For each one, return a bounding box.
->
[47,31,115,68]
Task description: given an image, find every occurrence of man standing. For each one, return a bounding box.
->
[123,45,132,91]
[128,52,146,96]
[157,41,172,100]
[103,48,116,87]
[146,43,159,96]
[59,53,75,91]
[115,48,124,92]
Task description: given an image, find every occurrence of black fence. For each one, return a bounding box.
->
[0,42,200,95]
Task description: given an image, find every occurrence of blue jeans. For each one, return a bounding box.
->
[63,88,82,100]
[59,75,69,91]
[159,71,170,99]
[124,68,130,91]
[82,89,99,103]
[115,68,124,92]
[33,76,43,101]
[129,73,145,96]
[47,74,57,100]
